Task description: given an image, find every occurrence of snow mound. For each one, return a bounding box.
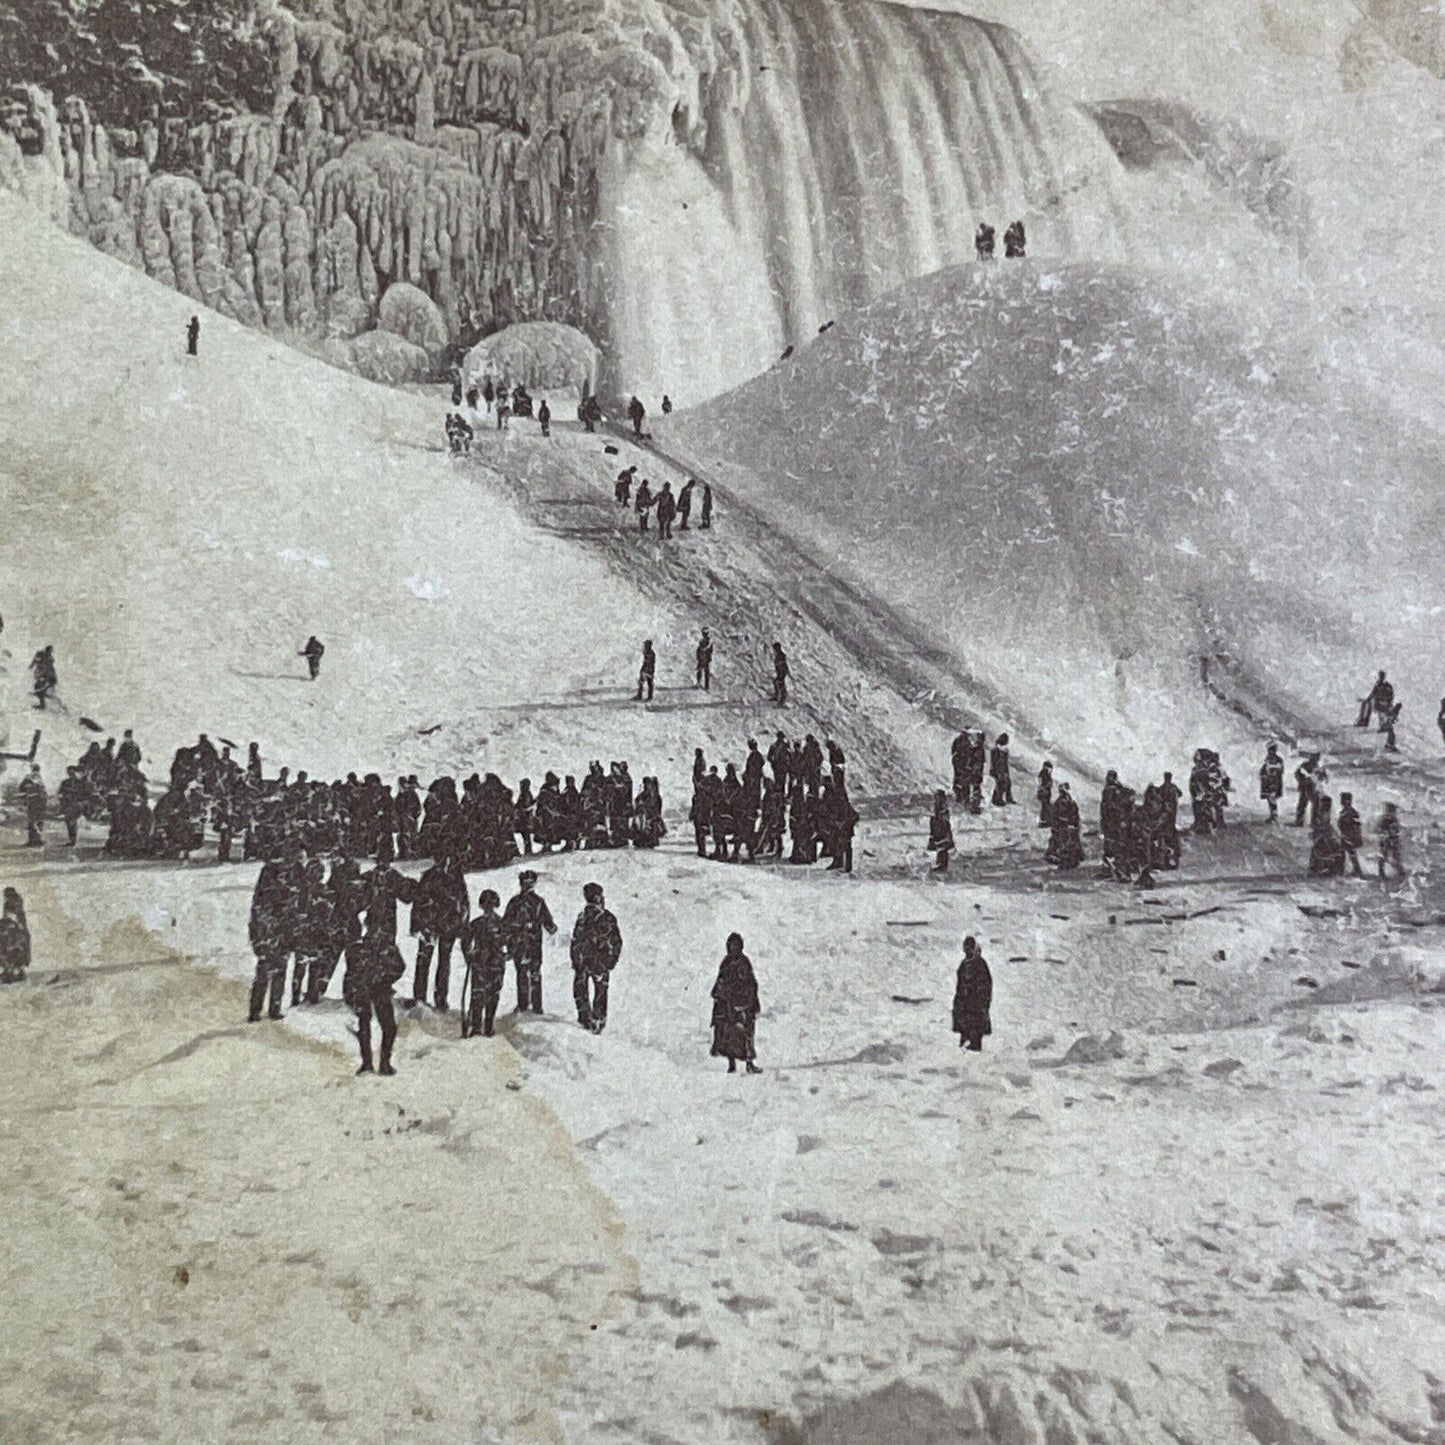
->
[464,322,600,398]
[376,283,448,360]
[663,260,1445,775]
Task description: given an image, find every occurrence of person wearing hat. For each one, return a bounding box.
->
[460,889,507,1037]
[503,870,557,1013]
[569,883,623,1032]
[951,937,993,1052]
[710,933,761,1073]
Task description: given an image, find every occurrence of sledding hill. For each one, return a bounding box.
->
[663,259,1445,775]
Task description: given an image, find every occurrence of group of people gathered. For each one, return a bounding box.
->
[1267,744,1405,879]
[614,466,713,537]
[689,733,860,873]
[27,733,667,868]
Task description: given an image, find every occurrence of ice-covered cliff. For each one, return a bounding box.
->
[0,0,1128,401]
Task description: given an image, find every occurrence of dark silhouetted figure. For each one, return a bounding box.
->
[700,484,713,530]
[1047,784,1084,869]
[661,395,673,415]
[410,854,469,1011]
[460,889,506,1038]
[635,478,653,533]
[974,223,996,260]
[1338,792,1365,878]
[678,478,696,529]
[0,888,30,984]
[989,734,1013,806]
[187,315,200,356]
[1004,220,1026,258]
[1377,803,1404,879]
[710,933,761,1073]
[656,481,676,539]
[629,395,646,437]
[616,466,636,506]
[16,763,46,847]
[636,640,656,702]
[772,642,789,706]
[1308,796,1345,878]
[30,645,56,709]
[301,636,325,680]
[929,790,955,872]
[1358,670,1393,728]
[1294,753,1320,827]
[1260,743,1284,822]
[538,399,552,437]
[952,936,992,1051]
[504,870,556,1013]
[696,629,713,690]
[1036,761,1053,827]
[570,882,623,1032]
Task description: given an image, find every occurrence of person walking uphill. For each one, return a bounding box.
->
[504,870,557,1013]
[301,635,325,681]
[570,883,623,1033]
[629,395,646,438]
[952,937,993,1051]
[710,933,761,1074]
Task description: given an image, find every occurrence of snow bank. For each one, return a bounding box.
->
[463,321,600,397]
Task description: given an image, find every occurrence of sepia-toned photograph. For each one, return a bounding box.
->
[2,0,1443,1440]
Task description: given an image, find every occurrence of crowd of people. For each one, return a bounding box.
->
[25,732,668,868]
[689,732,860,873]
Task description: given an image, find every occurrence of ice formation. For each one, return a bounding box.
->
[0,0,1131,401]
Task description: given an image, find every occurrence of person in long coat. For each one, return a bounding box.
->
[1047,784,1084,869]
[0,888,30,983]
[460,889,507,1038]
[989,734,1014,806]
[928,790,956,872]
[1307,796,1346,878]
[1036,761,1054,828]
[951,936,993,1051]
[710,933,761,1073]
[569,882,623,1033]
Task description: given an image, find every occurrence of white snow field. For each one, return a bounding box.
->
[4,197,1445,1444]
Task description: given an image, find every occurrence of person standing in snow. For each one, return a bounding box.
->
[615,465,637,507]
[503,870,557,1014]
[710,933,761,1074]
[628,395,646,437]
[1357,670,1394,729]
[30,645,56,710]
[974,223,996,260]
[636,640,656,702]
[0,889,30,984]
[482,376,495,413]
[18,763,46,847]
[300,636,325,681]
[677,477,696,530]
[661,395,673,416]
[952,937,993,1051]
[695,629,713,691]
[459,888,506,1038]
[570,882,622,1033]
[771,642,789,706]
[1337,791,1365,878]
[1377,803,1404,879]
[655,481,677,540]
[989,734,1014,806]
[538,399,552,438]
[1036,760,1054,828]
[634,478,654,533]
[409,853,469,1011]
[928,790,956,872]
[700,484,714,530]
[1293,752,1320,827]
[186,316,200,356]
[1260,742,1285,822]
[1004,220,1027,258]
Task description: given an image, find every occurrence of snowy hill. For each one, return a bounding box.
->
[663,259,1445,775]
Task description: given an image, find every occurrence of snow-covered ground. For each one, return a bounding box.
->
[4,190,1445,1445]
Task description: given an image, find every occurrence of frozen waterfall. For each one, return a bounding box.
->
[592,0,1129,406]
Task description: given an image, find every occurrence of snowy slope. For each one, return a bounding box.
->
[664,259,1445,776]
